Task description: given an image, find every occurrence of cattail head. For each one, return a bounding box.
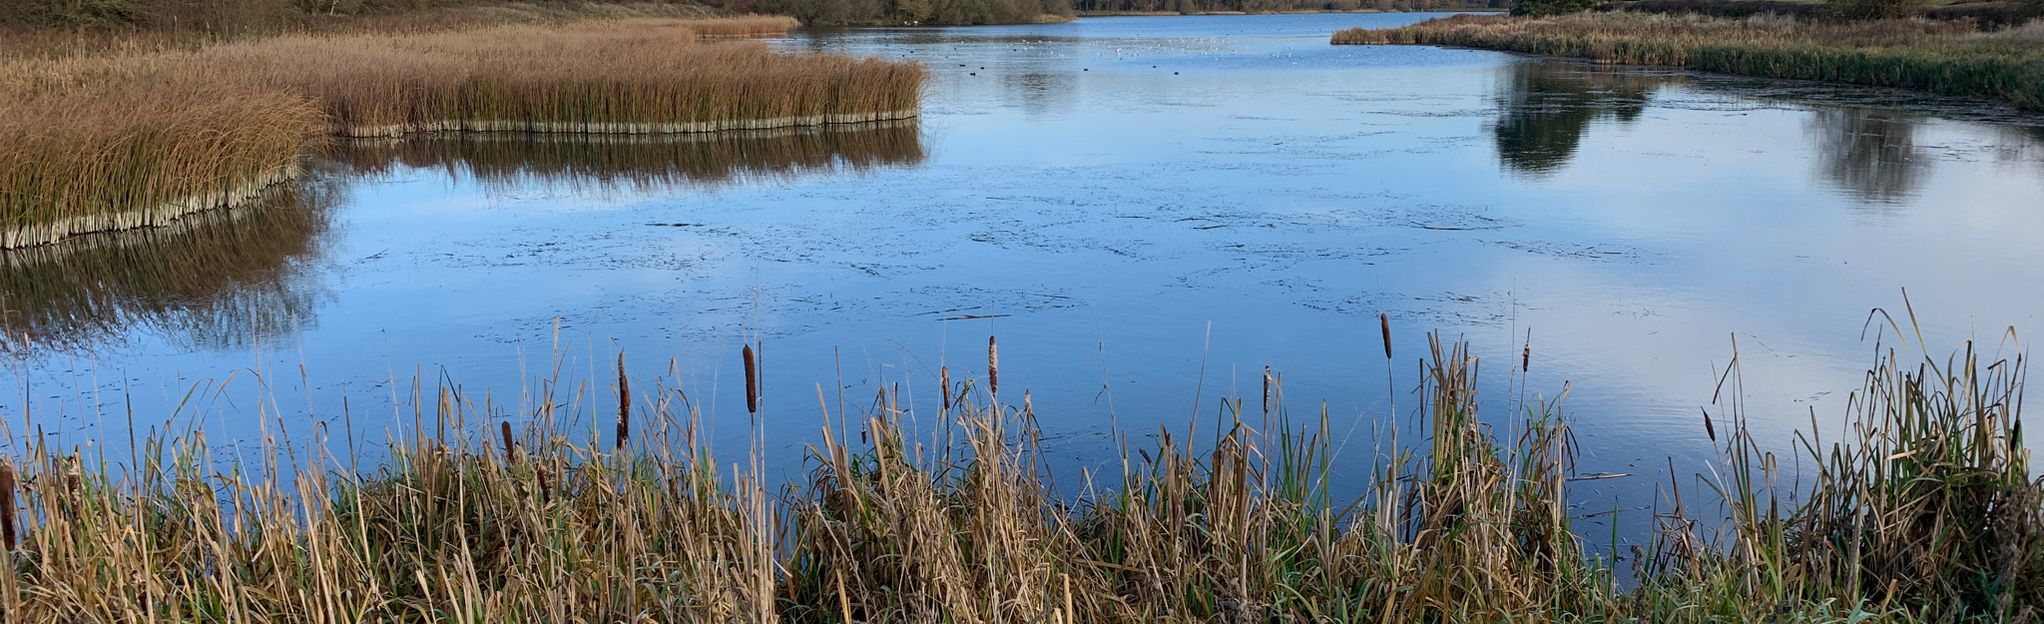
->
[1701,408,1717,443]
[988,335,1000,397]
[615,352,630,450]
[1522,341,1531,373]
[0,462,15,551]
[743,343,760,414]
[500,421,518,465]
[939,366,952,411]
[1379,313,1392,361]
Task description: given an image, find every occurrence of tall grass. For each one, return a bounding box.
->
[1333,13,2044,111]
[0,17,924,248]
[0,320,2032,620]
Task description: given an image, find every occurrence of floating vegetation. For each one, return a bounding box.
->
[0,17,925,248]
[1334,14,2044,111]
[0,311,2034,621]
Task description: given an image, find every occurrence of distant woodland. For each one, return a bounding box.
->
[1073,0,1504,12]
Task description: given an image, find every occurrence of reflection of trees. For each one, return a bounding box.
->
[0,178,339,356]
[1002,71,1077,116]
[1492,62,1670,177]
[326,122,927,195]
[1807,108,1926,205]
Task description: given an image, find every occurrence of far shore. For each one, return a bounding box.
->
[1076,7,1503,16]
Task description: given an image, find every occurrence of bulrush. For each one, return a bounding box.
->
[500,420,518,464]
[616,352,631,450]
[1379,313,1392,360]
[988,335,1001,397]
[0,462,14,551]
[743,343,760,414]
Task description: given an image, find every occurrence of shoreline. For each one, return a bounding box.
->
[1334,13,2044,112]
[1076,8,1504,16]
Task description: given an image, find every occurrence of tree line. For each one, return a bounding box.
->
[706,0,1072,25]
[1072,0,1501,12]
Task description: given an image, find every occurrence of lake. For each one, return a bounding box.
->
[4,13,2042,543]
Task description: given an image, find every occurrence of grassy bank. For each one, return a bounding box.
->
[0,16,925,248]
[1333,13,2044,110]
[0,319,2034,621]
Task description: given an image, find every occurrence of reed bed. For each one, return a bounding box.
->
[1333,13,2044,110]
[0,17,925,248]
[0,318,2033,621]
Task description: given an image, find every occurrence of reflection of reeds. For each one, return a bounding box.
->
[323,121,927,193]
[1334,14,2044,111]
[0,17,924,247]
[0,179,335,356]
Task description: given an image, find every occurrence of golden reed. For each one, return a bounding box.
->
[0,17,925,248]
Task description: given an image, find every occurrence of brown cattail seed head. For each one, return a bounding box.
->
[988,336,1001,397]
[500,421,518,465]
[0,463,15,551]
[743,343,760,414]
[1379,313,1392,361]
[616,352,631,450]
[940,366,952,411]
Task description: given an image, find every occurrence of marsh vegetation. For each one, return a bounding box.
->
[0,321,2033,621]
[1334,13,2044,110]
[0,16,925,248]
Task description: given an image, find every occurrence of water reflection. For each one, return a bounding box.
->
[1002,71,1079,116]
[1491,62,1671,177]
[326,122,927,195]
[0,180,339,356]
[1806,108,1928,205]
[2,124,927,359]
